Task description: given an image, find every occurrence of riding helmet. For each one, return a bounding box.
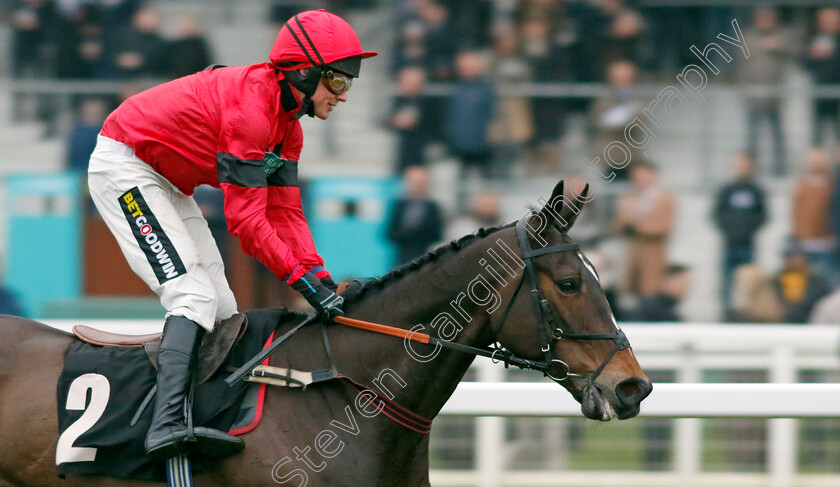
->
[270,10,378,106]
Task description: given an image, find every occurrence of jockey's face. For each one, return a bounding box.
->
[310,78,349,120]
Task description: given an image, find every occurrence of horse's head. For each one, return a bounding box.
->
[494,181,651,421]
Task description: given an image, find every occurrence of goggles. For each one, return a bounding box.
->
[322,70,352,95]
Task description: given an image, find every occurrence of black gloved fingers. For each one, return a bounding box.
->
[290,271,344,318]
[320,275,338,293]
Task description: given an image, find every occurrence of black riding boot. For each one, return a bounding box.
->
[144,315,244,460]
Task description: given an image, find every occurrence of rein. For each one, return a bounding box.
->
[332,315,553,373]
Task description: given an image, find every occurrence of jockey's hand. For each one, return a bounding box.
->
[290,271,344,319]
[320,275,338,293]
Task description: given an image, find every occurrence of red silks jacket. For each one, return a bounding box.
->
[101,63,327,282]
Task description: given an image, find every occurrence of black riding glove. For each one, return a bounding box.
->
[290,271,344,319]
[320,275,338,293]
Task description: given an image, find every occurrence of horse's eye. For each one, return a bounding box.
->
[557,279,580,294]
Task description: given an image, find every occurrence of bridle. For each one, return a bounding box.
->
[487,217,630,384]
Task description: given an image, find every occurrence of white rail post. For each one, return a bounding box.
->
[476,359,503,487]
[675,343,701,485]
[769,346,797,487]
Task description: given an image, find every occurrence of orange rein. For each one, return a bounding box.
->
[332,316,431,345]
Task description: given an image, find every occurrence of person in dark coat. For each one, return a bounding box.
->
[806,8,840,146]
[445,51,496,176]
[105,6,165,78]
[66,98,107,172]
[386,166,443,265]
[160,16,213,79]
[713,153,767,319]
[390,66,429,174]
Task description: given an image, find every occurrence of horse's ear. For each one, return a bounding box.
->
[558,183,588,231]
[537,180,564,224]
[524,181,565,246]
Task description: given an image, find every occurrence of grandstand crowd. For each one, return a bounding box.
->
[4,0,840,325]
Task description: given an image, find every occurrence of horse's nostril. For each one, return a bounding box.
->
[615,378,652,406]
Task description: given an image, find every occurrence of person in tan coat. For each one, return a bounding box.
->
[792,148,836,279]
[613,162,676,297]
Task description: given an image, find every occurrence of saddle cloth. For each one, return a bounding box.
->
[55,309,309,481]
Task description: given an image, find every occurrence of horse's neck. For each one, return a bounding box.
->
[333,234,513,419]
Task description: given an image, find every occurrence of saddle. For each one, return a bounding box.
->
[73,314,248,384]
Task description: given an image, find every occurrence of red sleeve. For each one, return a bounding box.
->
[266,121,328,277]
[217,96,303,280]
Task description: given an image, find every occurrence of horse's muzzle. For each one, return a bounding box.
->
[614,377,653,419]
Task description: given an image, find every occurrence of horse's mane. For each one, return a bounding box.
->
[342,221,518,307]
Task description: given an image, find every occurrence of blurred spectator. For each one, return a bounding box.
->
[445,50,497,208]
[392,18,427,74]
[66,98,108,172]
[624,264,691,322]
[439,0,492,49]
[416,0,459,144]
[386,167,444,265]
[774,248,832,323]
[520,14,573,169]
[390,66,429,173]
[792,148,836,279]
[160,15,213,79]
[446,190,503,241]
[613,161,676,297]
[0,280,25,317]
[51,4,85,79]
[75,6,106,79]
[106,6,165,78]
[10,0,53,78]
[98,0,142,48]
[738,7,797,176]
[601,6,651,69]
[589,60,643,180]
[805,8,840,147]
[730,263,783,323]
[488,24,533,177]
[416,0,458,82]
[713,153,767,319]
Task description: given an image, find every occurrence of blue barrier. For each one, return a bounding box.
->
[4,173,83,316]
[306,177,399,281]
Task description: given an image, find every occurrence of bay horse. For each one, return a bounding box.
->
[0,181,651,486]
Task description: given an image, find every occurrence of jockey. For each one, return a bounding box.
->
[87,10,376,461]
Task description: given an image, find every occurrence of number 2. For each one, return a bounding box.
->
[55,373,111,465]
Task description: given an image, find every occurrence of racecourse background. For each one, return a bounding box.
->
[1,1,840,485]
